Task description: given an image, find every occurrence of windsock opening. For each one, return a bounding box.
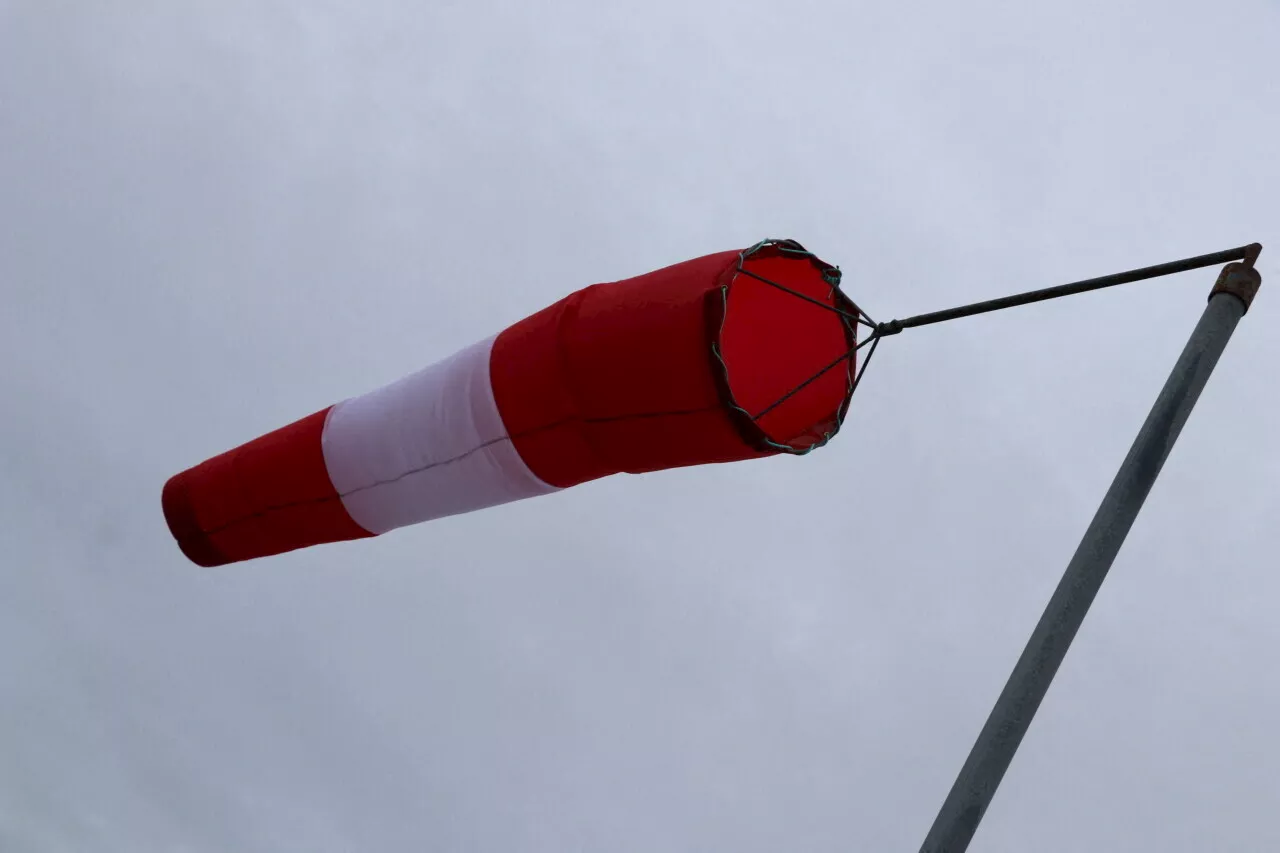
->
[713,239,858,455]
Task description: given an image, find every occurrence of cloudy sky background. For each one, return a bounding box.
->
[2,1,1278,850]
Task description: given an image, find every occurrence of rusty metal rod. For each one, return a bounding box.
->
[918,254,1262,852]
[876,244,1259,337]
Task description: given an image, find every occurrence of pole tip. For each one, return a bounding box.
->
[1244,243,1263,269]
[1211,260,1262,313]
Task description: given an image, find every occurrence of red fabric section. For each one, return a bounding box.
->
[489,245,854,489]
[719,252,853,449]
[161,408,373,567]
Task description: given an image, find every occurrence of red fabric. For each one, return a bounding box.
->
[490,244,854,489]
[161,408,372,567]
[718,252,853,449]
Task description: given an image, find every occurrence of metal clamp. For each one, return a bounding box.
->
[1210,255,1262,313]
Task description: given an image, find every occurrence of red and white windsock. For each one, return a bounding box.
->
[162,239,859,567]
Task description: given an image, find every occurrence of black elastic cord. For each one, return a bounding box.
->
[753,334,877,421]
[736,267,870,326]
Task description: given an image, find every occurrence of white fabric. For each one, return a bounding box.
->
[321,334,559,535]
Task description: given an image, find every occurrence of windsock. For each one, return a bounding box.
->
[162,239,859,566]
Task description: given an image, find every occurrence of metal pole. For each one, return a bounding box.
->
[877,244,1257,336]
[919,258,1263,853]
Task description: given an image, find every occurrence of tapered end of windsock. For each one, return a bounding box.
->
[162,471,227,567]
[161,409,375,567]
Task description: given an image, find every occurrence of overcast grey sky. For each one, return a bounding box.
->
[2,1,1278,850]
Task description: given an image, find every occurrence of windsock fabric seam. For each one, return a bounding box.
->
[192,406,725,538]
